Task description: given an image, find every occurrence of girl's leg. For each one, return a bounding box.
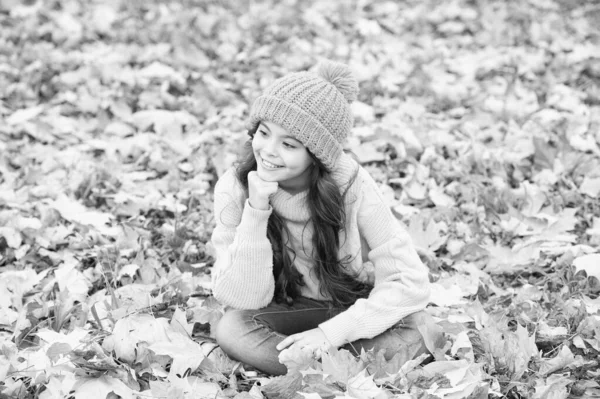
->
[214,297,336,375]
[342,311,433,361]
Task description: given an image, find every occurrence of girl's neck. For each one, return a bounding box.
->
[278,180,309,195]
[277,165,313,195]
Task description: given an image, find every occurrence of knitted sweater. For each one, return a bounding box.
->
[210,153,431,347]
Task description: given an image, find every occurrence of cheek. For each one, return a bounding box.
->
[251,141,264,156]
[300,152,313,167]
[289,153,312,170]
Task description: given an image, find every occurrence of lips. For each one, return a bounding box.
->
[260,157,283,169]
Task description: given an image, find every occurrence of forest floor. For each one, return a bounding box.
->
[1,0,600,398]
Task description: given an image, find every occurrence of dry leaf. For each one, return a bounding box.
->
[573,254,600,281]
[73,375,133,399]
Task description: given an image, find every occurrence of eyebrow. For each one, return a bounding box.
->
[259,124,300,141]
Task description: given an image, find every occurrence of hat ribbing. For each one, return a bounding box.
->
[248,60,358,170]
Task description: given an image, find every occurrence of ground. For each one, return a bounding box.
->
[1,0,600,398]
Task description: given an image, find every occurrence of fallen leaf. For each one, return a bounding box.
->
[117,264,139,280]
[451,331,474,361]
[351,141,386,164]
[148,336,205,379]
[278,344,320,374]
[187,296,225,331]
[73,375,133,399]
[346,370,385,399]
[323,347,370,385]
[6,104,45,125]
[539,345,576,376]
[532,374,571,399]
[170,307,194,337]
[37,327,89,349]
[0,227,22,248]
[407,214,448,254]
[429,282,468,306]
[102,314,171,363]
[51,194,113,233]
[54,262,92,301]
[573,254,600,281]
[579,177,600,197]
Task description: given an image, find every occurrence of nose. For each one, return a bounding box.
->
[262,136,277,156]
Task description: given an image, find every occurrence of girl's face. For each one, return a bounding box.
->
[252,121,314,192]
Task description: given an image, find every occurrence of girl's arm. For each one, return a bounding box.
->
[210,169,275,309]
[318,168,431,348]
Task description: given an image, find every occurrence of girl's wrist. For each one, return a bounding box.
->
[248,198,269,210]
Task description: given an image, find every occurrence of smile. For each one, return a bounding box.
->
[261,158,284,169]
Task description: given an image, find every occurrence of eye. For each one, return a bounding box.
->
[283,142,297,149]
[258,130,268,137]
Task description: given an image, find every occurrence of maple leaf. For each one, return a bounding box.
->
[483,243,539,274]
[507,324,539,379]
[450,331,474,362]
[533,375,572,399]
[11,347,53,381]
[412,359,470,387]
[346,369,386,399]
[132,109,199,141]
[37,327,89,353]
[410,360,488,398]
[0,227,21,248]
[278,344,320,374]
[351,141,387,164]
[187,296,225,332]
[170,307,194,337]
[54,261,92,302]
[579,176,600,197]
[72,375,133,399]
[199,344,240,376]
[320,347,367,385]
[50,194,114,234]
[148,335,206,380]
[538,345,586,376]
[406,214,448,254]
[0,268,47,311]
[102,314,171,363]
[573,254,600,282]
[116,263,139,280]
[581,295,600,314]
[261,371,304,399]
[38,374,77,399]
[432,283,469,308]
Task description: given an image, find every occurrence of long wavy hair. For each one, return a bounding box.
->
[235,123,373,307]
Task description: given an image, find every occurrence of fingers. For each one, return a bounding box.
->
[276,336,295,351]
[248,171,279,210]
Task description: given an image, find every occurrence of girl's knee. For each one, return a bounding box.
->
[214,309,252,351]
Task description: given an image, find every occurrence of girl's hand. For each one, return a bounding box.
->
[276,328,333,356]
[248,171,278,210]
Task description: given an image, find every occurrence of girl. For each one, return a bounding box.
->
[211,60,432,376]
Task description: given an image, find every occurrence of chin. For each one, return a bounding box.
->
[256,168,281,182]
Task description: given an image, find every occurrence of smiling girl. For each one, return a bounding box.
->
[210,60,433,375]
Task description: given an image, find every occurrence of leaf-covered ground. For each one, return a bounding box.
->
[1,0,600,398]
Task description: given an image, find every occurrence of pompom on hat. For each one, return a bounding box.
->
[248,60,359,170]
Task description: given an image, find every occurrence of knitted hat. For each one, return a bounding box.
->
[248,60,359,170]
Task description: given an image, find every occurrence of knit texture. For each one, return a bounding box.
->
[210,154,431,347]
[248,60,358,170]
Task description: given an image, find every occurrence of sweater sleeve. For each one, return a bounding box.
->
[319,169,431,347]
[210,169,275,309]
